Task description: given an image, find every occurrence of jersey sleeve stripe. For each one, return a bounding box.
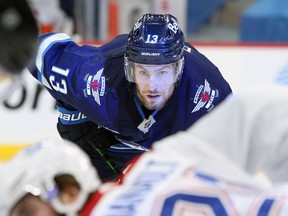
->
[36,33,72,89]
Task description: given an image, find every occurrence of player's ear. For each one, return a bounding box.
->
[55,174,80,204]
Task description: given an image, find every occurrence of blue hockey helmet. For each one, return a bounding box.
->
[125,14,185,84]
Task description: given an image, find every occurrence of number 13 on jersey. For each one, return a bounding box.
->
[49,66,70,94]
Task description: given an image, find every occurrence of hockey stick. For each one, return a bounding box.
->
[88,141,122,175]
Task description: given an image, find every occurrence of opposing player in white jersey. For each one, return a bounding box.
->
[0,138,261,216]
[184,84,288,184]
[2,84,288,216]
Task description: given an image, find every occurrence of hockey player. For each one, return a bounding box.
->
[179,83,288,184]
[28,13,232,181]
[0,0,38,101]
[3,83,288,216]
[0,138,260,216]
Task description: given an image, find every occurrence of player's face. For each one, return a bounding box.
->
[134,64,176,110]
[10,194,59,216]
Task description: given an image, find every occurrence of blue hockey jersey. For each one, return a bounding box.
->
[30,33,232,152]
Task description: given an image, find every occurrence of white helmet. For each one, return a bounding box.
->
[0,139,100,216]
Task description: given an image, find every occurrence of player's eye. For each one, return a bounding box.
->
[139,70,149,77]
[158,70,168,76]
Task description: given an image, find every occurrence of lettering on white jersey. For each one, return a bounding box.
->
[96,160,178,215]
[85,68,105,106]
[192,79,217,113]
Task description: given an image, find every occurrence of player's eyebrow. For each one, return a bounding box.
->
[136,64,171,71]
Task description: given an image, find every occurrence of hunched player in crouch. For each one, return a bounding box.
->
[28,14,232,181]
